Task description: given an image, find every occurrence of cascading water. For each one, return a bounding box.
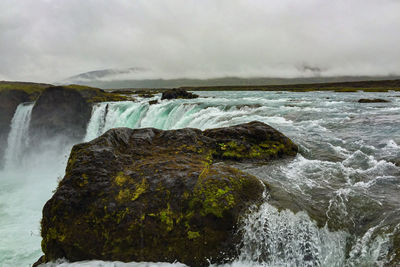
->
[84,97,290,141]
[237,201,348,267]
[3,102,34,169]
[0,102,77,266]
[1,91,400,266]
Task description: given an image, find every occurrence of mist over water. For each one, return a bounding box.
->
[0,144,72,266]
[1,91,400,266]
[0,103,82,266]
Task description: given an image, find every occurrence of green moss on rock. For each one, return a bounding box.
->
[38,121,297,266]
[187,231,200,240]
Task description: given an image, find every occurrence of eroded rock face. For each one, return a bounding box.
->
[38,121,298,266]
[30,86,92,142]
[0,90,30,165]
[161,88,199,100]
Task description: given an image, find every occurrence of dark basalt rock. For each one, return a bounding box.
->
[148,100,159,105]
[358,98,390,103]
[204,121,298,161]
[0,89,30,165]
[161,88,199,100]
[37,121,298,266]
[30,86,92,141]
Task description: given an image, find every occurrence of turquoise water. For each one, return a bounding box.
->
[1,91,399,266]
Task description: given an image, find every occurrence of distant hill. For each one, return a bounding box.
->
[61,69,400,89]
[64,67,146,83]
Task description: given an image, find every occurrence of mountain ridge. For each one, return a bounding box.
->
[61,68,400,89]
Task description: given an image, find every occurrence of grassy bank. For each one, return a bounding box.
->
[180,79,400,92]
[0,81,129,102]
[2,79,400,95]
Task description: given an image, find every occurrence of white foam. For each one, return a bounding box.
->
[4,103,34,169]
[237,201,348,267]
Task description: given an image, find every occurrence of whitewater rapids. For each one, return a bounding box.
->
[0,90,399,266]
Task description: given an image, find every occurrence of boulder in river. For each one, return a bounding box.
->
[358,98,390,103]
[161,88,199,100]
[36,121,298,266]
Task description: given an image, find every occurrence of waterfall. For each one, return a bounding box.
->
[4,102,34,169]
[83,99,279,142]
[237,202,348,267]
[235,200,392,267]
[81,96,400,266]
[1,91,399,266]
[84,101,149,141]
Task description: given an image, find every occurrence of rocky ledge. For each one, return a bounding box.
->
[0,84,130,164]
[29,85,129,142]
[35,121,297,266]
[161,88,199,100]
[30,86,92,141]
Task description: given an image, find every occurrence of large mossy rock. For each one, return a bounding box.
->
[30,86,92,141]
[38,121,298,266]
[0,89,30,165]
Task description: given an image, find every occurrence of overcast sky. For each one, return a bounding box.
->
[1,0,399,83]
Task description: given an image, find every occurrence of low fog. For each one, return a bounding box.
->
[1,0,399,83]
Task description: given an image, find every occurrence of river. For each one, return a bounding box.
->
[1,91,399,266]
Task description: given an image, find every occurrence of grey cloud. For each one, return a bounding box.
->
[0,0,399,82]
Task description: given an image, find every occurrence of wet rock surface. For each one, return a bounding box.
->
[30,86,92,141]
[358,98,390,103]
[37,121,297,266]
[161,88,199,100]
